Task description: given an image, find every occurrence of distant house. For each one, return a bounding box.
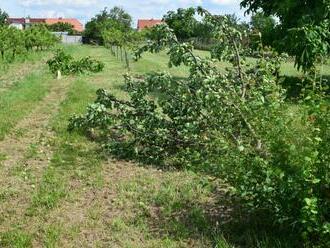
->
[8,18,84,32]
[137,19,163,31]
[44,18,84,32]
[8,18,45,30]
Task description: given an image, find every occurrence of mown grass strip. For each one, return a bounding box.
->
[0,73,52,140]
[28,78,102,215]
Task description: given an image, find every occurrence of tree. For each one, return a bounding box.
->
[47,22,75,34]
[84,6,132,44]
[0,8,8,26]
[241,0,330,72]
[250,12,276,48]
[103,28,143,69]
[70,8,330,245]
[163,7,198,40]
[0,26,10,59]
[107,6,132,31]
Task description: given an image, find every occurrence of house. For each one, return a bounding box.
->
[8,18,45,30]
[8,18,84,32]
[137,19,163,31]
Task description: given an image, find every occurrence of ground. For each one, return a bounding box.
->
[0,45,329,248]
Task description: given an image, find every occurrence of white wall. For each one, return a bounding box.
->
[9,23,23,30]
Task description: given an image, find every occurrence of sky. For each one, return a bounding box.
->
[0,0,249,27]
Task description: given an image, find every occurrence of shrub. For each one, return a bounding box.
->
[69,8,329,246]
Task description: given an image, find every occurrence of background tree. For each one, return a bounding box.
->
[250,12,276,46]
[107,6,132,31]
[163,7,198,40]
[241,0,330,72]
[0,8,8,26]
[84,6,132,44]
[47,22,76,34]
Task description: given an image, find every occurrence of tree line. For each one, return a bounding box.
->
[83,0,329,73]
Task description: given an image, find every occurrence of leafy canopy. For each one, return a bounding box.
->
[241,0,330,72]
[84,6,132,44]
[47,22,75,34]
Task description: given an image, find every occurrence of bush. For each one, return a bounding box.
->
[69,8,329,246]
[47,49,104,75]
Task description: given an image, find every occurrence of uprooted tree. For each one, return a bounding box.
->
[69,7,329,245]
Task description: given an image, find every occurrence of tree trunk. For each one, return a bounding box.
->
[124,48,130,70]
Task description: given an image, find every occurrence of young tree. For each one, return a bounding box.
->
[8,27,24,59]
[0,8,8,26]
[0,26,10,59]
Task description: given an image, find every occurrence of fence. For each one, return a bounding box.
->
[52,32,82,44]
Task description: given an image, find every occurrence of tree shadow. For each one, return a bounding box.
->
[141,180,301,247]
[280,75,330,99]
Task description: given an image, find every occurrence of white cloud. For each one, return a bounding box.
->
[9,0,248,26]
[210,0,240,5]
[19,0,98,7]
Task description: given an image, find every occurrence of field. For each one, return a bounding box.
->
[0,45,329,247]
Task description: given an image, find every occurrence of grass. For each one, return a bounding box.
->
[0,44,327,247]
[0,49,50,77]
[0,72,52,140]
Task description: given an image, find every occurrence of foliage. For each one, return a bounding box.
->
[0,24,57,61]
[102,28,144,68]
[163,8,249,51]
[84,6,132,44]
[163,7,199,40]
[250,12,276,47]
[241,0,330,72]
[288,21,330,72]
[69,7,329,246]
[0,8,8,26]
[47,22,76,35]
[47,49,104,75]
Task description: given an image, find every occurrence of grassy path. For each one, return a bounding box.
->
[0,76,73,233]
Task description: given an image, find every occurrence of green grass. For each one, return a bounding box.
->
[0,229,33,248]
[0,50,50,78]
[0,73,52,140]
[0,44,327,247]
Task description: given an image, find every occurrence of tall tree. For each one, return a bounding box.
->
[250,12,276,46]
[108,6,132,31]
[84,7,132,44]
[0,8,9,26]
[163,7,198,40]
[241,0,330,71]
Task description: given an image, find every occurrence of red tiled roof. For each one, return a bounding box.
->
[45,18,84,32]
[8,18,84,32]
[9,18,47,24]
[137,19,163,30]
[8,18,26,24]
